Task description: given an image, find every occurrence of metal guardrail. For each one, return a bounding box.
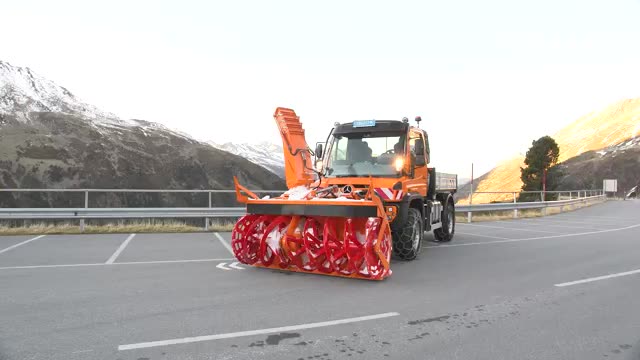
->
[0,194,606,229]
[0,208,244,220]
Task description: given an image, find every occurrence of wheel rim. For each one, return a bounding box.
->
[412,220,421,251]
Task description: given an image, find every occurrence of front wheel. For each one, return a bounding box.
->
[392,208,423,260]
[434,200,455,242]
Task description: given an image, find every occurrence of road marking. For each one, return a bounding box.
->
[216,262,231,270]
[106,234,136,264]
[118,312,400,351]
[558,213,634,220]
[0,263,104,270]
[428,222,640,248]
[555,268,640,287]
[71,349,94,354]
[504,219,601,230]
[0,258,235,271]
[457,223,556,234]
[214,232,234,256]
[216,262,244,270]
[115,258,234,265]
[455,231,510,240]
[539,217,632,226]
[0,235,45,255]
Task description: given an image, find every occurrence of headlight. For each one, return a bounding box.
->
[394,157,404,172]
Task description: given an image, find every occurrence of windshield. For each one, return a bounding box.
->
[324,133,406,177]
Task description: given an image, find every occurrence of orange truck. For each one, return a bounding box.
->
[232,107,457,280]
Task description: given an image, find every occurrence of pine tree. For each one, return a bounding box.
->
[519,136,560,201]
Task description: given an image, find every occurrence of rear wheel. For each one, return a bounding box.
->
[392,208,423,260]
[434,200,455,242]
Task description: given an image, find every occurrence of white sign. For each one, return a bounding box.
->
[603,179,618,192]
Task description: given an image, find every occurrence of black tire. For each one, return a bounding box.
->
[392,208,423,260]
[434,200,455,242]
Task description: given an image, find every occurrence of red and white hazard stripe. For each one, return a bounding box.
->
[374,188,404,200]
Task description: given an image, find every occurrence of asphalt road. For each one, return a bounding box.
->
[1,200,639,360]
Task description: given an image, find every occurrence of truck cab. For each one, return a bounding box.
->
[315,118,457,260]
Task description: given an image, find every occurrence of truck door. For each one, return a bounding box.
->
[405,130,428,196]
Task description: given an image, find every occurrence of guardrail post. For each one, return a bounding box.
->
[80,190,88,233]
[204,191,212,231]
[513,192,518,219]
[467,190,473,223]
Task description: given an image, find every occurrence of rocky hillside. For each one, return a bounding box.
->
[458,98,640,204]
[554,136,640,194]
[0,60,285,208]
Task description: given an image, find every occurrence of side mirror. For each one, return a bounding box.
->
[315,143,323,159]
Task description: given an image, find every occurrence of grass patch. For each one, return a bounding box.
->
[0,219,235,235]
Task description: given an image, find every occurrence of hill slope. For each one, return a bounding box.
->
[209,142,285,178]
[555,136,640,193]
[0,60,285,208]
[459,98,640,204]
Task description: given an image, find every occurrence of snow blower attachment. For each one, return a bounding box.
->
[231,108,392,280]
[231,107,458,280]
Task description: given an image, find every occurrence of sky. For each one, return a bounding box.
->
[2,0,640,177]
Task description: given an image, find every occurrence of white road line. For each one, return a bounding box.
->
[555,268,640,287]
[542,217,632,226]
[0,258,234,271]
[105,234,136,264]
[0,235,46,255]
[116,258,234,265]
[71,349,94,354]
[502,220,600,230]
[216,262,231,270]
[557,214,637,221]
[0,263,104,270]
[455,231,510,240]
[229,262,244,270]
[457,223,557,234]
[428,222,640,248]
[118,312,400,351]
[214,232,234,256]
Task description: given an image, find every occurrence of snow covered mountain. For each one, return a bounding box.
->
[0,60,121,122]
[0,59,285,201]
[209,142,285,178]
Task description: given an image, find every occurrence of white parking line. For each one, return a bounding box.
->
[0,235,46,255]
[106,234,136,264]
[0,258,235,271]
[118,312,400,351]
[555,268,640,287]
[214,232,234,256]
[455,232,510,240]
[428,222,640,248]
[457,223,557,234]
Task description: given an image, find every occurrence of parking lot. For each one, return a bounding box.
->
[1,200,639,360]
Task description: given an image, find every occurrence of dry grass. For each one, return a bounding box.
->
[455,199,605,223]
[0,220,235,235]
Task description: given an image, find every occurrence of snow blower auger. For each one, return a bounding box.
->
[232,177,392,280]
[231,107,458,280]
